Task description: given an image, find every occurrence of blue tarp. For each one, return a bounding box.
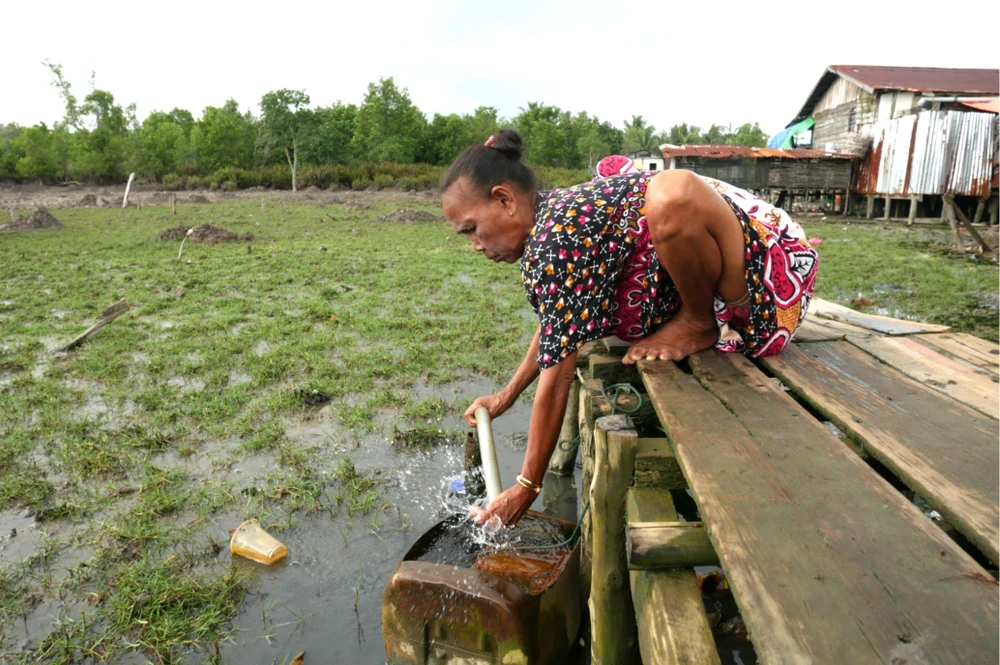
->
[767,117,815,149]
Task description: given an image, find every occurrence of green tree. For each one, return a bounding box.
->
[14,124,62,181]
[514,102,568,167]
[305,103,357,165]
[665,122,703,146]
[191,100,256,173]
[132,110,192,180]
[352,77,426,163]
[259,89,313,191]
[701,124,729,144]
[726,122,769,148]
[623,115,658,154]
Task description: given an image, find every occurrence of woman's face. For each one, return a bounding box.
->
[441,178,532,264]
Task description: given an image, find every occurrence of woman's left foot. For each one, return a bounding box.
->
[622,315,717,364]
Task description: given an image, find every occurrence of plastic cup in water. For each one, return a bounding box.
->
[230,519,288,565]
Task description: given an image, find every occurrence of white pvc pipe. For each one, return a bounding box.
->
[475,407,503,505]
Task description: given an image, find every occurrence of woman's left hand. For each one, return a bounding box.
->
[469,484,537,528]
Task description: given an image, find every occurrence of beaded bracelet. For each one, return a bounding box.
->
[516,474,542,494]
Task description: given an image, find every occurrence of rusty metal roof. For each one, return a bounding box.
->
[852,110,996,197]
[829,65,999,95]
[787,66,1000,127]
[659,144,855,160]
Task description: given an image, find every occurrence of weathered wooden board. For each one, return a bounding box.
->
[793,316,875,343]
[628,488,721,665]
[627,521,717,568]
[809,297,950,335]
[641,353,999,665]
[848,334,999,418]
[761,342,1000,564]
[914,332,1000,377]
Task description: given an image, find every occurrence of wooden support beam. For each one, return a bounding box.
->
[908,196,917,225]
[883,195,890,221]
[942,198,965,253]
[600,336,631,358]
[590,415,639,665]
[635,437,686,490]
[548,380,581,476]
[628,488,721,665]
[589,353,640,387]
[578,381,595,605]
[945,194,991,254]
[627,521,718,568]
[973,198,986,225]
[866,195,874,219]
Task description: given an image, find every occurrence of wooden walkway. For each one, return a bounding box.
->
[574,298,999,665]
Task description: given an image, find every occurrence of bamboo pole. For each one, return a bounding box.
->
[590,414,638,665]
[548,380,581,476]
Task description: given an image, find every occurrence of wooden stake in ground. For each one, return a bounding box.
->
[122,172,136,209]
[261,198,266,213]
[58,299,129,352]
[170,193,177,215]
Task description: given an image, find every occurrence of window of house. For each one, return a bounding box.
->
[648,162,658,170]
[848,107,858,133]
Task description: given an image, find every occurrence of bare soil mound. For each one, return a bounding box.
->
[156,225,192,241]
[379,208,439,223]
[185,194,211,204]
[0,207,65,232]
[78,194,97,206]
[155,224,252,243]
[188,224,252,244]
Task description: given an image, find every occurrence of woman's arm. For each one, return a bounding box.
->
[470,349,578,527]
[464,326,542,426]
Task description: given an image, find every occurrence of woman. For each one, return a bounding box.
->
[441,130,817,528]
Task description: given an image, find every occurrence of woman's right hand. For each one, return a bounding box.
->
[463,392,512,427]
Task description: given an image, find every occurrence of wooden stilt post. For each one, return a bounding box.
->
[908,196,917,226]
[548,380,581,476]
[973,198,986,225]
[866,195,874,219]
[989,196,998,226]
[590,415,639,665]
[883,196,891,221]
[942,197,965,254]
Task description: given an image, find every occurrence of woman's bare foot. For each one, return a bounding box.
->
[622,314,717,364]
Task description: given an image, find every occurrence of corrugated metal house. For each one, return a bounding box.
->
[787,65,999,156]
[658,145,854,209]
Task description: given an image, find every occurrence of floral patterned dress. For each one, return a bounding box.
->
[519,171,818,369]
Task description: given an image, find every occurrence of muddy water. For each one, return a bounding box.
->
[217,395,586,665]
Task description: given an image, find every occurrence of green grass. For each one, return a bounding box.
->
[0,200,995,661]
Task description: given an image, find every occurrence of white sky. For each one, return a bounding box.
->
[4,0,998,138]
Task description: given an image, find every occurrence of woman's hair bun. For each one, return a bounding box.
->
[490,129,525,162]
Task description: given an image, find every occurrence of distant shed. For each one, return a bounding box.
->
[659,145,855,208]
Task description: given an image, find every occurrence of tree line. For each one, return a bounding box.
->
[0,64,770,189]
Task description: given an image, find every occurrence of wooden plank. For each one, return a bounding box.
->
[793,316,875,343]
[641,353,999,665]
[761,342,1000,564]
[809,297,950,335]
[635,437,686,490]
[914,332,1000,377]
[590,417,639,665]
[627,521,717,568]
[627,488,721,665]
[58,299,130,352]
[848,335,999,417]
[600,335,631,357]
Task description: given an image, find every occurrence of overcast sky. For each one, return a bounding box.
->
[4,0,997,139]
